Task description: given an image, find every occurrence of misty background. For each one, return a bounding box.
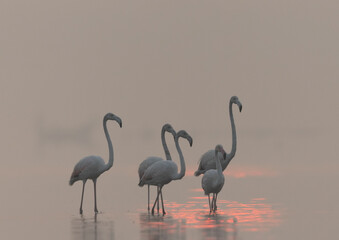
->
[0,1,338,239]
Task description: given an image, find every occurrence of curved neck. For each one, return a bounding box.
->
[173,137,185,180]
[216,151,223,176]
[226,101,237,162]
[161,129,171,160]
[103,119,113,172]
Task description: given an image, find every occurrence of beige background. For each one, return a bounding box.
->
[1,1,338,239]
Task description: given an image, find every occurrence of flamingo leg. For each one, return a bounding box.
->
[93,179,98,213]
[208,194,212,213]
[157,186,160,213]
[79,180,87,214]
[147,185,150,212]
[214,193,218,212]
[160,188,166,215]
[211,193,216,213]
[151,186,161,215]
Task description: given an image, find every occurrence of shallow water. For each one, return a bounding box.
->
[0,167,295,240]
[1,128,337,240]
[70,189,281,240]
[65,172,337,240]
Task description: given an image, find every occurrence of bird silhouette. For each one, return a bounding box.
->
[138,124,176,212]
[69,113,122,214]
[139,130,193,215]
[202,145,225,213]
[195,96,242,176]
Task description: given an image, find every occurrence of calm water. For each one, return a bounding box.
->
[69,184,281,240]
[2,157,336,240]
[1,113,337,240]
[1,110,337,240]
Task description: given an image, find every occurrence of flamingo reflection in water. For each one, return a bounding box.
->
[138,196,280,240]
[71,213,115,240]
[139,213,187,240]
[138,205,237,240]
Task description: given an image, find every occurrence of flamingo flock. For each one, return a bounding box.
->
[69,96,242,215]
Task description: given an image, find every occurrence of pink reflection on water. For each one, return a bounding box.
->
[226,166,278,178]
[138,193,281,239]
[186,167,278,178]
[167,198,280,231]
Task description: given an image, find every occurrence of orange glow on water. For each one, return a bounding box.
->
[190,188,203,192]
[186,169,196,177]
[226,166,278,178]
[186,166,278,179]
[138,193,281,239]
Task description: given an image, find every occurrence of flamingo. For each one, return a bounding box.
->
[201,145,225,213]
[139,130,193,215]
[69,113,122,214]
[138,124,176,212]
[194,96,242,176]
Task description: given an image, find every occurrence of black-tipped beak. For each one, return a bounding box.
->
[189,139,193,147]
[223,152,227,160]
[117,119,122,128]
[238,103,242,112]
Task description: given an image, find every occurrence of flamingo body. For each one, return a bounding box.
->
[195,149,227,176]
[70,156,106,185]
[139,160,178,187]
[202,169,225,195]
[138,156,163,180]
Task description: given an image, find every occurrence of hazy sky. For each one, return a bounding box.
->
[1,0,338,179]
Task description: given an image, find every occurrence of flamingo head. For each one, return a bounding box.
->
[176,130,193,147]
[162,123,176,137]
[231,96,242,112]
[104,113,122,127]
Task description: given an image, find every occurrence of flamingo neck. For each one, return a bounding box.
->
[173,136,185,180]
[215,150,223,176]
[161,128,171,160]
[103,119,113,172]
[226,101,237,163]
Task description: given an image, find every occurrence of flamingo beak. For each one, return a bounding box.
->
[238,102,242,112]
